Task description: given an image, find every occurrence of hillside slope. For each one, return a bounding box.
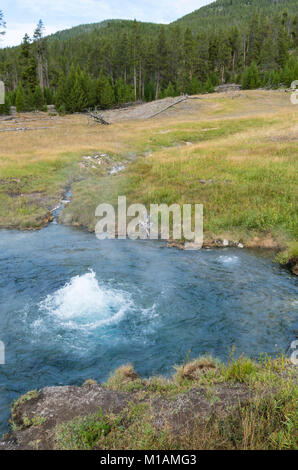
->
[0,0,297,116]
[174,0,298,32]
[39,0,298,41]
[47,19,161,42]
[2,0,297,48]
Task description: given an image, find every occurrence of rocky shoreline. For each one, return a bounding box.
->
[0,381,250,450]
[1,358,296,450]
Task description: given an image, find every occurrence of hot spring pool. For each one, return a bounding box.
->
[0,222,297,434]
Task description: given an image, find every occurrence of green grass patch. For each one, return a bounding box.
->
[55,408,111,450]
[54,355,297,450]
[275,241,298,265]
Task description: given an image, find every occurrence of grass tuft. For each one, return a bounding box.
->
[105,364,141,391]
[223,356,259,384]
[174,356,217,383]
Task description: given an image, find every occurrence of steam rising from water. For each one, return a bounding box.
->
[1,225,297,437]
[218,255,240,264]
[39,270,132,330]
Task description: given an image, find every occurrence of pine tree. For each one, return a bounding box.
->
[291,15,298,47]
[242,62,260,90]
[277,26,289,68]
[194,33,209,83]
[71,68,88,112]
[164,81,176,97]
[33,20,49,89]
[43,87,54,105]
[203,77,214,93]
[144,80,155,102]
[130,20,141,100]
[260,26,277,71]
[155,27,168,99]
[86,74,97,108]
[208,34,219,75]
[267,70,280,89]
[247,13,262,65]
[95,70,105,106]
[33,85,44,110]
[64,64,77,112]
[0,93,10,115]
[54,73,67,112]
[191,77,202,94]
[116,78,134,104]
[169,25,182,88]
[20,33,38,106]
[281,57,298,87]
[229,27,240,76]
[2,6,296,111]
[218,35,231,84]
[181,28,194,93]
[15,86,25,112]
[100,77,115,109]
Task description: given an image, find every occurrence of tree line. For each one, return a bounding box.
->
[0,6,298,115]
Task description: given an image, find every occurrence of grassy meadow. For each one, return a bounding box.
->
[1,91,298,450]
[0,90,297,257]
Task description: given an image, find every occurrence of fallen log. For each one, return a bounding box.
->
[88,112,110,125]
[0,116,14,121]
[146,96,188,119]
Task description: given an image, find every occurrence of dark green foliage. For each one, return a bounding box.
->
[69,67,89,112]
[0,1,298,113]
[55,409,111,450]
[242,62,261,89]
[281,56,298,86]
[204,77,215,93]
[174,0,298,32]
[96,71,115,109]
[15,86,25,112]
[163,82,176,98]
[0,93,10,115]
[115,78,134,104]
[43,87,54,105]
[20,34,37,93]
[33,85,44,110]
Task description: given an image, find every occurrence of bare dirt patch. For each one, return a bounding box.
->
[101,96,201,122]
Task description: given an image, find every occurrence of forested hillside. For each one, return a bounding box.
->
[175,0,298,31]
[0,0,297,115]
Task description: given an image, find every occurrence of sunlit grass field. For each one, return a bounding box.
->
[0,90,297,254]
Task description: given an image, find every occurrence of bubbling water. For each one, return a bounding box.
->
[39,270,133,330]
[0,225,297,437]
[218,255,240,264]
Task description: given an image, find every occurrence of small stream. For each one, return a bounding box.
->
[0,214,297,434]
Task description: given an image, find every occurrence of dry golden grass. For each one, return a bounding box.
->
[175,357,217,381]
[105,364,140,390]
[0,90,295,166]
[0,90,297,239]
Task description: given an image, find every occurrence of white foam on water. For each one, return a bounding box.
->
[39,270,133,330]
[218,255,240,264]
